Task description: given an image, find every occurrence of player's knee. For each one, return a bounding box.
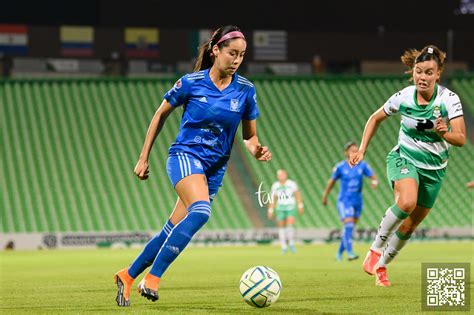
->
[396,198,417,213]
[187,201,211,229]
[344,217,355,224]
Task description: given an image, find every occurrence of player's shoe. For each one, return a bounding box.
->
[114,268,134,307]
[363,249,381,275]
[289,245,296,254]
[374,265,391,287]
[137,274,160,302]
[347,252,359,261]
[281,247,288,254]
[336,253,343,262]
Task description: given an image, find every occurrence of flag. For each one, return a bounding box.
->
[188,29,212,57]
[60,26,94,57]
[253,30,287,61]
[125,27,159,58]
[0,24,28,55]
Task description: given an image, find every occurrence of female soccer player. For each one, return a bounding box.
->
[267,169,304,253]
[114,25,272,306]
[322,141,378,261]
[350,45,465,286]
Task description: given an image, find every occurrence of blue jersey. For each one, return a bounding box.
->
[331,160,373,203]
[164,69,259,169]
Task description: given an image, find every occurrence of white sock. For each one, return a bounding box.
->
[286,225,295,247]
[378,231,411,267]
[371,205,409,252]
[278,228,287,250]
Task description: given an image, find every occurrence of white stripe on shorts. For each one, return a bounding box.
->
[177,154,186,177]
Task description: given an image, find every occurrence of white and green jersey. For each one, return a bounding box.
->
[383,84,463,170]
[271,180,299,211]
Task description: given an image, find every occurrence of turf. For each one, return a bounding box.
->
[0,242,472,314]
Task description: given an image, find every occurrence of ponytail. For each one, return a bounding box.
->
[193,25,244,72]
[193,40,213,72]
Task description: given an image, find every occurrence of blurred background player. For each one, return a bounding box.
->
[268,169,304,253]
[114,25,272,306]
[350,45,466,286]
[322,141,378,261]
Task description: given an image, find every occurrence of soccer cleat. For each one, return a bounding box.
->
[137,274,160,302]
[374,265,391,286]
[363,249,381,275]
[347,252,359,261]
[114,268,134,307]
[336,253,343,262]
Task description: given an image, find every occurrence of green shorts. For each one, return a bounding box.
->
[275,208,297,221]
[386,150,446,209]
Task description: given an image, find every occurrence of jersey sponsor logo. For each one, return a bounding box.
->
[400,166,410,175]
[202,138,217,146]
[415,119,434,131]
[454,103,462,113]
[194,136,202,143]
[230,99,240,112]
[198,96,208,103]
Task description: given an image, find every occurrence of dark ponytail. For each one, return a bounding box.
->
[193,25,243,72]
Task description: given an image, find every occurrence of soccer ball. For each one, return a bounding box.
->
[239,266,282,308]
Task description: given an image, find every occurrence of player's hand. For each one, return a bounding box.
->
[298,207,304,215]
[349,150,364,167]
[267,210,274,220]
[370,180,378,190]
[434,117,448,136]
[322,195,328,206]
[134,158,150,180]
[255,145,272,162]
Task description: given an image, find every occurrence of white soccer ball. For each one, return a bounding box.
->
[239,266,282,308]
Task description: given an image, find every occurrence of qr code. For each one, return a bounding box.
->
[422,263,470,311]
[426,268,465,306]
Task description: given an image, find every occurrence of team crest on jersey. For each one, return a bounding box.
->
[230,99,240,112]
[433,105,441,118]
[400,167,410,175]
[175,79,182,89]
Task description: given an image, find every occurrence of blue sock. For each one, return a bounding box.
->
[149,201,211,277]
[127,219,175,279]
[343,222,354,253]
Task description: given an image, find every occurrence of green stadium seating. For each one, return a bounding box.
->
[1,75,473,233]
[451,76,474,114]
[1,79,251,232]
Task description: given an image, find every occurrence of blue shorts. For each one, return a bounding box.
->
[337,200,363,221]
[166,152,226,200]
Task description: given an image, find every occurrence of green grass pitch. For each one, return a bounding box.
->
[1,242,472,314]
